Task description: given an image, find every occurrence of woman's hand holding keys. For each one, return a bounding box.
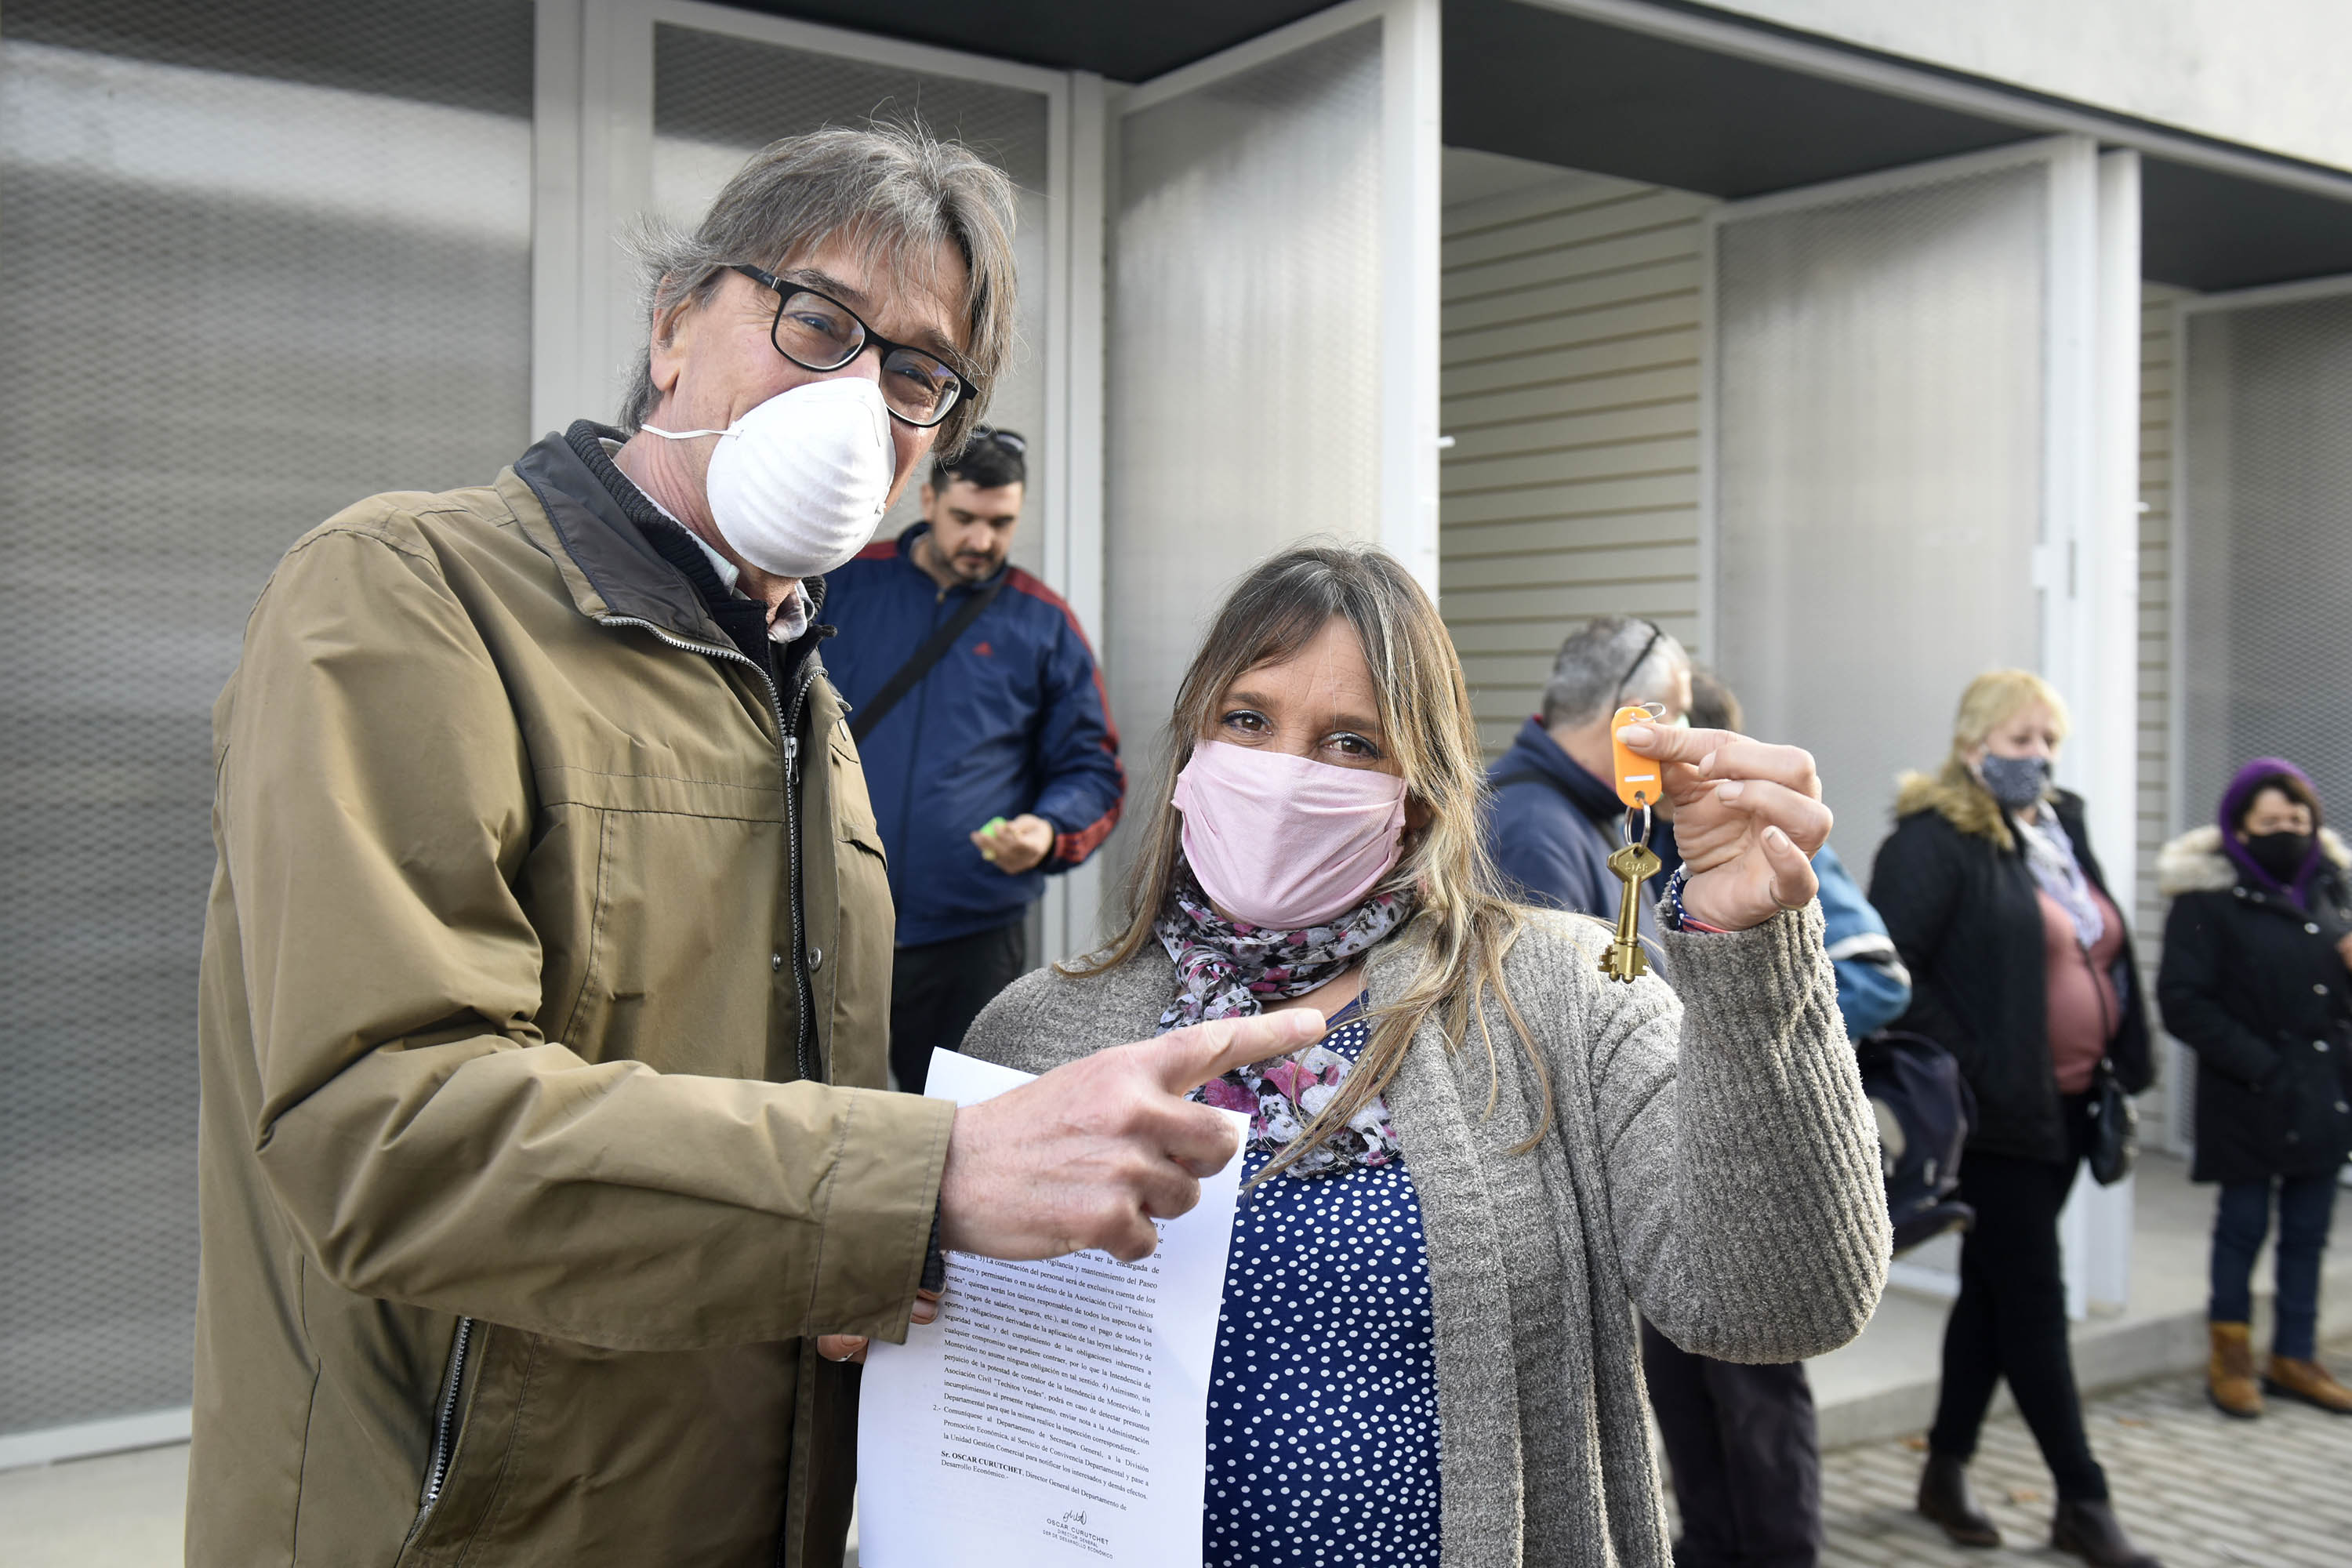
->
[1617,724,1831,932]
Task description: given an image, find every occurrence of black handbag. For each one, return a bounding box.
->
[2085,1055,2137,1186]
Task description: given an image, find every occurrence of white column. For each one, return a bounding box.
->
[1044,70,1109,959]
[1380,0,1443,600]
[2057,148,2143,1319]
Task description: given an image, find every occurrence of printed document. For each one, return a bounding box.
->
[855,1049,1247,1566]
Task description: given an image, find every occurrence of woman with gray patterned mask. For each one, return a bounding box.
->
[1871,670,2160,1568]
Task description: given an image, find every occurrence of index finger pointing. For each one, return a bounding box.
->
[1145,1010,1327,1094]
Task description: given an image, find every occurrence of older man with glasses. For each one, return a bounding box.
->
[186,125,1312,1568]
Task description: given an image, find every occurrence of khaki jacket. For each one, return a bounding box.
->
[187,429,953,1566]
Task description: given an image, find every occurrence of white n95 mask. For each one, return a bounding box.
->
[642,376,895,578]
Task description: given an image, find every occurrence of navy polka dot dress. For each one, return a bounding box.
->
[1204,998,1443,1566]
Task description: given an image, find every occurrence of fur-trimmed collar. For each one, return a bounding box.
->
[1896,764,2022,850]
[2157,822,2351,898]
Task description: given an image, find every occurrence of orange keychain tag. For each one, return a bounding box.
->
[1609,702,1666,809]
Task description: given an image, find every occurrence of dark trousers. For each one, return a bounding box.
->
[2211,1172,2340,1359]
[1927,1094,2107,1501]
[889,919,1029,1094]
[1641,1319,1820,1568]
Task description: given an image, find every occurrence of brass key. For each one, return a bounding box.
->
[1601,840,1662,982]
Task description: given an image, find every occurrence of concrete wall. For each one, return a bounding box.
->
[1705,0,2352,175]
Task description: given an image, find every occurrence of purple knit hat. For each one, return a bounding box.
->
[2216,756,2326,899]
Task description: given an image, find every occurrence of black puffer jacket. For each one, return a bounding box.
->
[2155,826,2352,1184]
[1869,784,2152,1164]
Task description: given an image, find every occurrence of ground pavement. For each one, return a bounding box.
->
[7,1345,2348,1565]
[1817,1338,2352,1568]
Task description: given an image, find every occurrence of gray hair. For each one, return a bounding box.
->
[620,124,1018,454]
[1540,615,1690,729]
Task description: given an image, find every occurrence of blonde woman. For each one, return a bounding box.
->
[1870,671,2158,1568]
[956,542,1888,1567]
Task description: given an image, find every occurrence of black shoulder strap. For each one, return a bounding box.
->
[848,575,1007,743]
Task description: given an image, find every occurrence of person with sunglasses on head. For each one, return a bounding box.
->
[1484,615,1691,961]
[186,126,1311,1568]
[822,425,1125,1094]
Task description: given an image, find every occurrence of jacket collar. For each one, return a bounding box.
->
[508,423,733,651]
[893,518,1011,596]
[2161,822,2352,909]
[1493,717,1621,822]
[504,421,832,652]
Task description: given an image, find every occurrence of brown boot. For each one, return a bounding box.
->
[2265,1354,2352,1414]
[2207,1322,2261,1418]
[1917,1451,2002,1548]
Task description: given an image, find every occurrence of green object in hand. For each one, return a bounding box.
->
[977,816,1007,861]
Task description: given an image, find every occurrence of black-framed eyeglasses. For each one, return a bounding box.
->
[729,263,977,430]
[967,425,1025,454]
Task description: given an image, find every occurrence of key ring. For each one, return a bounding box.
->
[1621,798,1652,849]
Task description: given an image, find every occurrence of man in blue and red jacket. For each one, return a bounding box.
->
[823,428,1123,1091]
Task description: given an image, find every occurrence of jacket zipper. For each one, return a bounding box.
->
[408,1316,476,1540]
[593,614,824,1568]
[600,615,818,1079]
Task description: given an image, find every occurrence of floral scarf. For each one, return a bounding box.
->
[1155,867,1410,1178]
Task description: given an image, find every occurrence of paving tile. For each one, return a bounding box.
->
[1817,1335,2352,1568]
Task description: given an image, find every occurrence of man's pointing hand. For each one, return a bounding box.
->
[935,1008,1326,1265]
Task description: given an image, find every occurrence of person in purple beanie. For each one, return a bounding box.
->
[2157,757,2352,1419]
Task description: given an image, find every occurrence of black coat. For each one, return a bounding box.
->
[1869,789,2153,1164]
[2155,835,2352,1184]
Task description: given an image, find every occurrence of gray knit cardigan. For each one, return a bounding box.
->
[957,904,1890,1568]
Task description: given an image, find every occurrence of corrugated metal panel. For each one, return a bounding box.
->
[1438,163,1717,756]
[0,0,534,1440]
[2136,285,2190,941]
[2136,281,2190,1149]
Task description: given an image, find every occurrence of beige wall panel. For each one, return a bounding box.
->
[1444,225,1705,305]
[1442,327,1700,399]
[1443,187,1716,270]
[1444,256,1703,334]
[1443,364,1697,429]
[1445,294,1708,368]
[1441,470,1697,528]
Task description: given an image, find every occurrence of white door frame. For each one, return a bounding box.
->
[532,0,1106,961]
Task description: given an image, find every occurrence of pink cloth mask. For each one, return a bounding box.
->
[1171,740,1410,929]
